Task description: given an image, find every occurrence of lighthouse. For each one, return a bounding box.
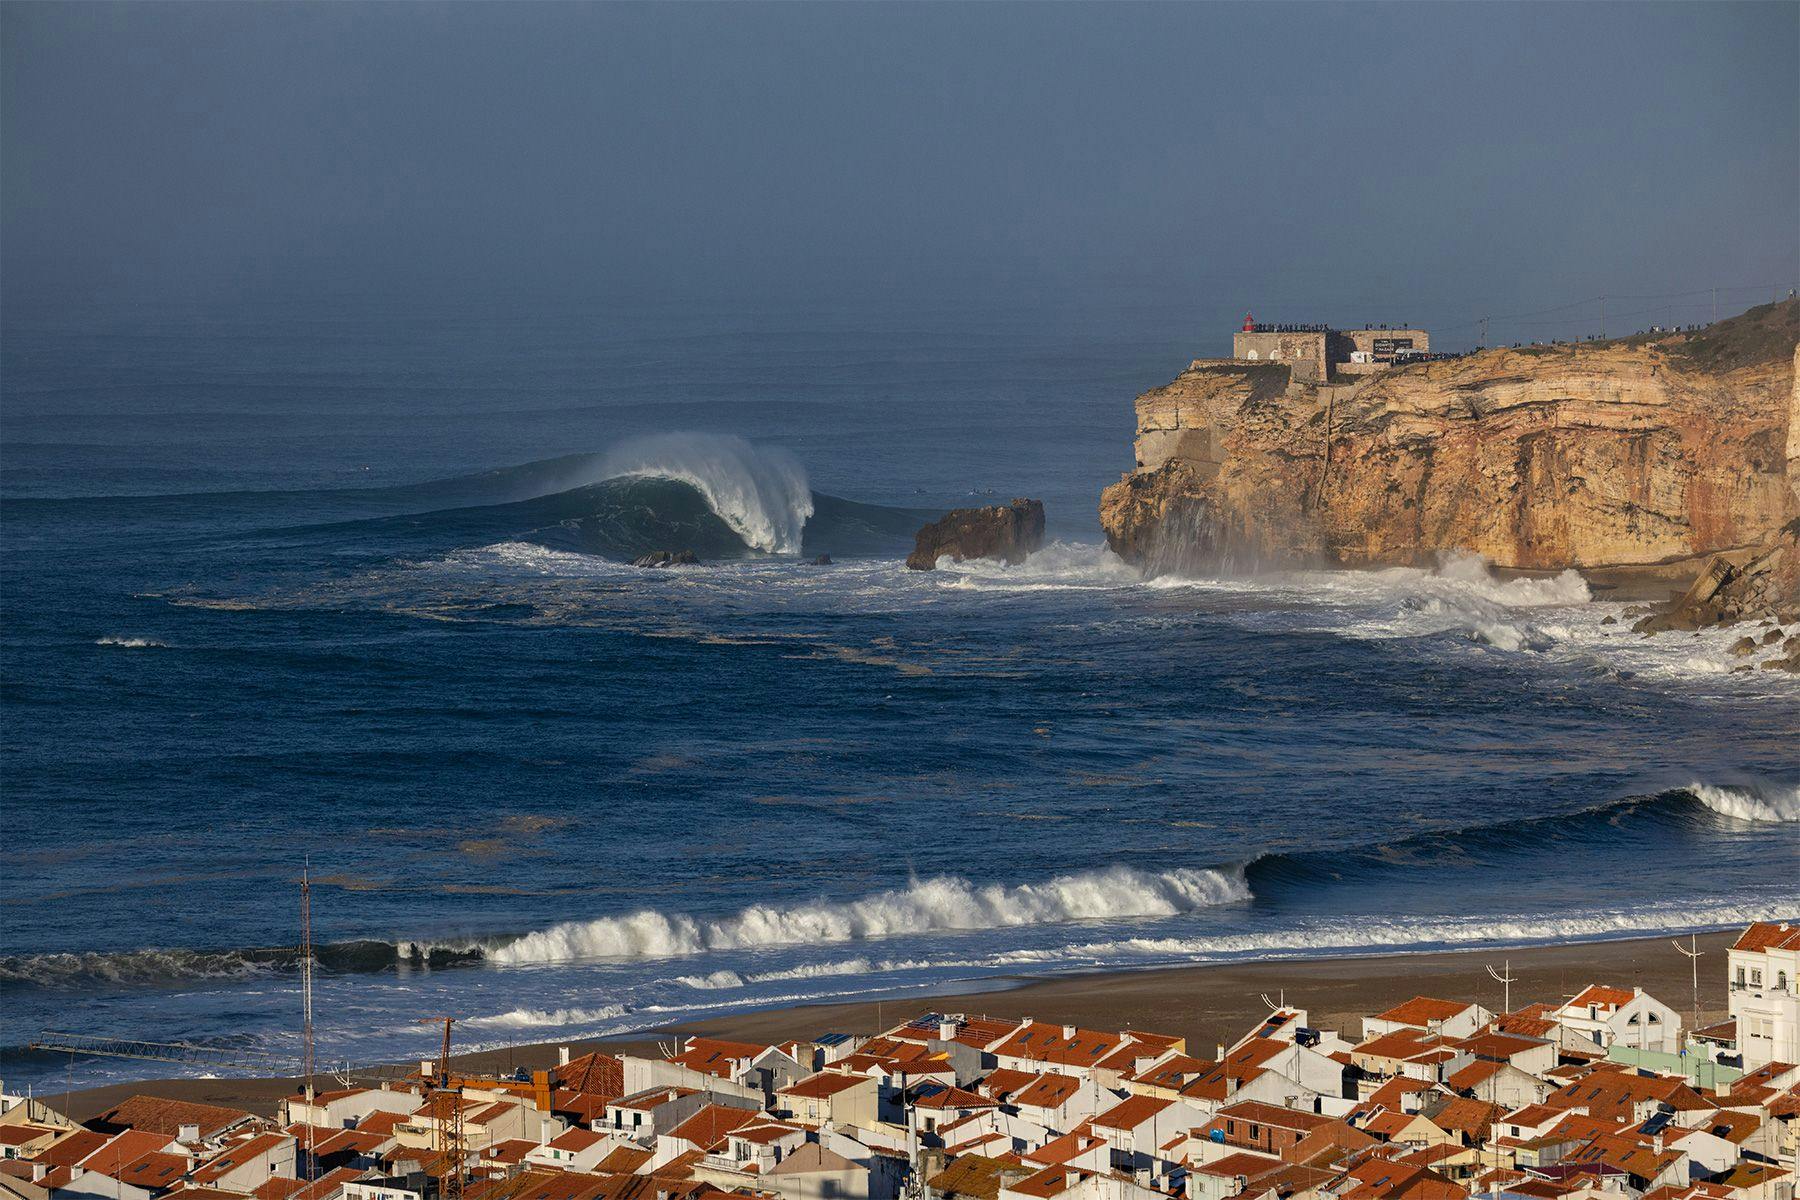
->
[1242,312,1255,333]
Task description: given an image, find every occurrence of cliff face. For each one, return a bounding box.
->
[1101,301,1800,580]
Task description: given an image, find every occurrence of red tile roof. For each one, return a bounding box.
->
[780,1072,866,1099]
[1732,922,1800,953]
[92,1097,255,1140]
[665,1105,758,1152]
[1373,999,1475,1029]
[1090,1095,1171,1131]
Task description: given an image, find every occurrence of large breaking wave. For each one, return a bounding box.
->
[598,434,814,554]
[274,438,931,564]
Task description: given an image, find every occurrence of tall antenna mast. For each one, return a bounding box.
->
[301,861,317,1182]
[1672,936,1703,1035]
[1486,960,1517,1016]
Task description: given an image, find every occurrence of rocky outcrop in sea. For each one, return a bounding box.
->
[906,498,1045,570]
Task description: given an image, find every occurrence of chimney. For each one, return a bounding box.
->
[178,1123,200,1145]
[421,1059,436,1079]
[1062,1025,1076,1039]
[558,1046,571,1067]
[939,1020,957,1042]
[1217,1044,1226,1060]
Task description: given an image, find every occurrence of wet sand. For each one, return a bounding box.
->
[52,930,1737,1121]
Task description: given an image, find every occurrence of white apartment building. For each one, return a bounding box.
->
[1727,922,1800,1069]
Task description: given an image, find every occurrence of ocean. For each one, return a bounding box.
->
[2,295,1796,1091]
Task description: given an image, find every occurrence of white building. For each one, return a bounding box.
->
[1727,922,1800,1069]
[1552,984,1684,1055]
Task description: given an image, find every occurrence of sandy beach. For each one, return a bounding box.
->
[50,929,1740,1122]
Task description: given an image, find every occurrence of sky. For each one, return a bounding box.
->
[4,2,1797,340]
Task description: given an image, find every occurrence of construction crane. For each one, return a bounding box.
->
[419,1017,456,1087]
[418,1018,463,1200]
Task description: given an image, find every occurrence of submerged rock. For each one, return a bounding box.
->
[906,498,1045,571]
[809,554,833,566]
[632,549,700,568]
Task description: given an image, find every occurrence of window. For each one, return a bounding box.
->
[1779,972,1789,990]
[1752,970,1763,986]
[1737,967,1747,986]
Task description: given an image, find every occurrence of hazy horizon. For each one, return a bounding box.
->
[5,2,1797,350]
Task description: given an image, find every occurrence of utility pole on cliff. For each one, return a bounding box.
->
[1599,295,1606,341]
[1479,316,1489,349]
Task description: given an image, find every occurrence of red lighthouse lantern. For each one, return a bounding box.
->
[1242,312,1255,333]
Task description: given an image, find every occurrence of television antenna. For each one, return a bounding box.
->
[1672,936,1704,1033]
[1486,961,1518,1016]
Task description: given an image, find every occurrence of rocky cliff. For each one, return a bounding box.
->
[1101,301,1800,586]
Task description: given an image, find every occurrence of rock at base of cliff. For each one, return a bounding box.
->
[1633,520,1800,633]
[633,549,700,568]
[905,499,1045,571]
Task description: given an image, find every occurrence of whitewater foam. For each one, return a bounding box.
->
[599,433,813,555]
[936,541,1140,591]
[980,898,1799,967]
[1687,782,1800,823]
[95,636,166,648]
[461,1003,628,1029]
[487,864,1249,966]
[673,956,943,990]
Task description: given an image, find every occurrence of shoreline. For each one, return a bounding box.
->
[45,928,1745,1121]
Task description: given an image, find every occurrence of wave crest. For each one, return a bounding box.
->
[487,865,1250,966]
[1687,781,1800,823]
[599,434,813,554]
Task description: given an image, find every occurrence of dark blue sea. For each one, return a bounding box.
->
[2,296,1795,1089]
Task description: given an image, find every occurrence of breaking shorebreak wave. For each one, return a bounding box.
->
[485,865,1250,965]
[3,782,1789,994]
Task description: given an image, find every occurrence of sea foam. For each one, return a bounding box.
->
[487,864,1250,966]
